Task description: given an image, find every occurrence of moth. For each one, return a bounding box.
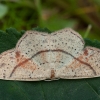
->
[0,28,100,81]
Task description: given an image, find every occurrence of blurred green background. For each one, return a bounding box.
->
[0,0,100,40]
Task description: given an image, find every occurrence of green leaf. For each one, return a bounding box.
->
[0,4,8,19]
[32,26,52,33]
[0,27,100,100]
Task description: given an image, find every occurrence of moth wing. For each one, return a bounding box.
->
[0,49,16,80]
[51,28,85,57]
[0,49,51,81]
[49,28,85,77]
[55,47,100,79]
[15,31,52,78]
[16,31,50,59]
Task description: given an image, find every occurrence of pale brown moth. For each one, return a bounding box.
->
[0,28,100,81]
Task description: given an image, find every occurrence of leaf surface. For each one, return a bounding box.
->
[0,27,100,100]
